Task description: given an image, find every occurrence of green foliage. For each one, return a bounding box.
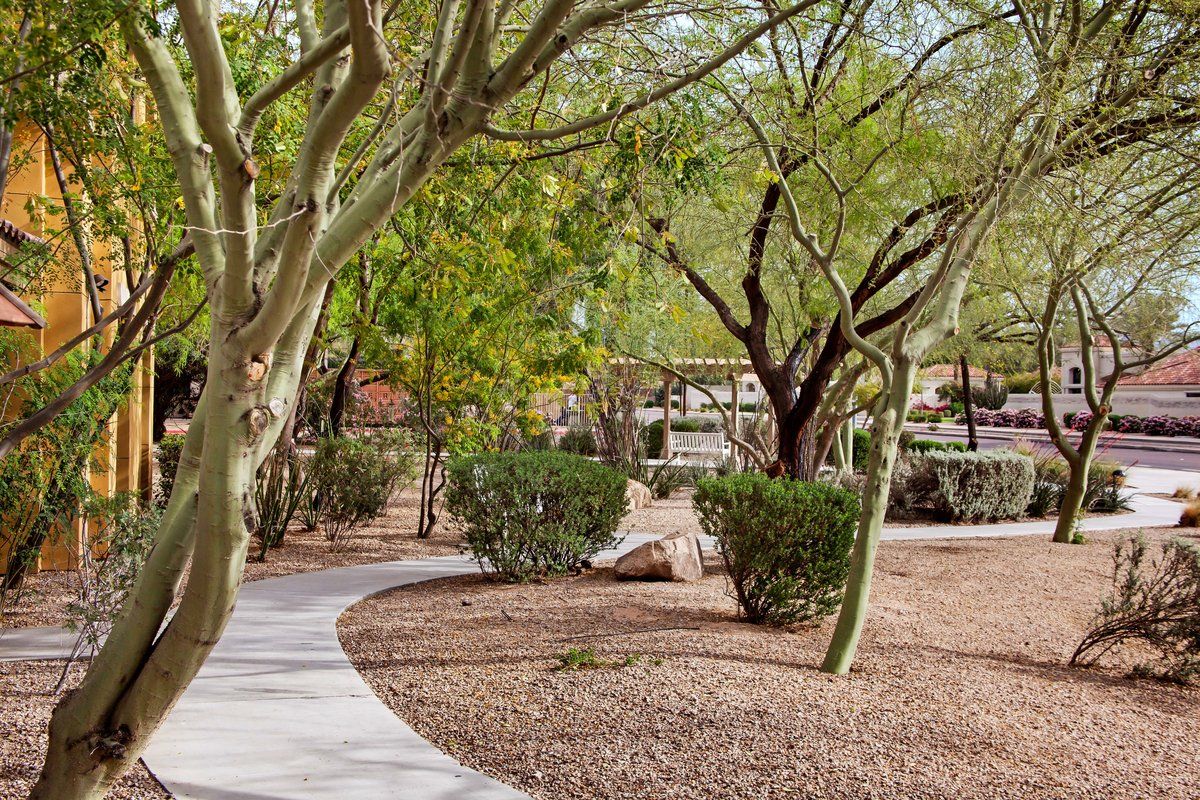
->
[555,646,603,671]
[974,383,1009,411]
[945,441,968,452]
[1007,372,1041,394]
[852,428,871,472]
[308,433,418,551]
[671,418,701,433]
[904,450,1035,522]
[156,434,187,506]
[643,420,665,459]
[558,426,597,455]
[0,353,133,596]
[906,438,949,454]
[1072,535,1200,684]
[693,474,860,625]
[445,451,628,582]
[65,493,160,654]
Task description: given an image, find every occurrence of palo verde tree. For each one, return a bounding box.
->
[740,0,1200,674]
[624,0,1020,478]
[29,1,819,796]
[993,149,1200,542]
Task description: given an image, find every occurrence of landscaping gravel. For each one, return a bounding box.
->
[339,525,1200,800]
[1,659,170,799]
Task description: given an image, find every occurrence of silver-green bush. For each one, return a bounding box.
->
[906,450,1034,521]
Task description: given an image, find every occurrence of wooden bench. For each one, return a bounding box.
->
[668,431,730,460]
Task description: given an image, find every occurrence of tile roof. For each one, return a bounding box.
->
[920,363,988,379]
[0,219,44,248]
[1118,349,1200,386]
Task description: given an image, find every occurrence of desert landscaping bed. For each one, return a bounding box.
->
[339,525,1200,800]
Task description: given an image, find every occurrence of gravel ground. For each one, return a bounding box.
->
[1,659,171,799]
[339,525,1200,800]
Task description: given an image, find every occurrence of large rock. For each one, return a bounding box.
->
[626,479,652,512]
[614,531,703,582]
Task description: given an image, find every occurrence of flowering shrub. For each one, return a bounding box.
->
[911,400,950,413]
[956,408,1044,428]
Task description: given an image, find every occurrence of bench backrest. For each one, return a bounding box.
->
[668,431,727,453]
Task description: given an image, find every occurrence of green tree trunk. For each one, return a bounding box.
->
[821,363,914,674]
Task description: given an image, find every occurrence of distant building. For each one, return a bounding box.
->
[1115,348,1200,399]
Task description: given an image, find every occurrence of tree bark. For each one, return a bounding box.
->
[821,362,914,674]
[959,354,977,451]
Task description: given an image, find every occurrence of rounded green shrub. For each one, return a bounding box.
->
[693,474,860,625]
[907,438,948,453]
[446,451,628,582]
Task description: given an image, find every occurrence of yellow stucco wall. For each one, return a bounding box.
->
[1,121,155,574]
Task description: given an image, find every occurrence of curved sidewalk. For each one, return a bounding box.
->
[1,468,1185,799]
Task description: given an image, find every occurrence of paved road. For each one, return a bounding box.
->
[909,427,1200,472]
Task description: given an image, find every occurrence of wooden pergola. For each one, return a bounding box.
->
[609,357,754,459]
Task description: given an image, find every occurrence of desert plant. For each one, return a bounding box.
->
[907,439,948,454]
[59,494,160,691]
[1090,482,1134,513]
[308,435,416,551]
[253,446,309,561]
[693,473,859,625]
[906,450,1035,522]
[1180,501,1200,527]
[558,425,598,456]
[155,434,187,506]
[1172,485,1197,501]
[1071,535,1200,684]
[973,381,1008,410]
[446,451,628,582]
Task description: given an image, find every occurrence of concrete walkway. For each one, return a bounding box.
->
[0,466,1186,799]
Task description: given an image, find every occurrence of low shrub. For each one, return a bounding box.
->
[905,450,1035,521]
[957,408,1045,429]
[926,413,944,423]
[65,493,160,662]
[642,420,664,459]
[155,434,187,505]
[671,418,701,433]
[1071,535,1200,684]
[693,474,859,625]
[907,411,927,423]
[944,441,967,452]
[558,425,597,456]
[1181,500,1200,527]
[698,418,722,433]
[446,451,627,582]
[309,434,417,551]
[738,402,758,412]
[974,382,1008,410]
[907,438,948,454]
